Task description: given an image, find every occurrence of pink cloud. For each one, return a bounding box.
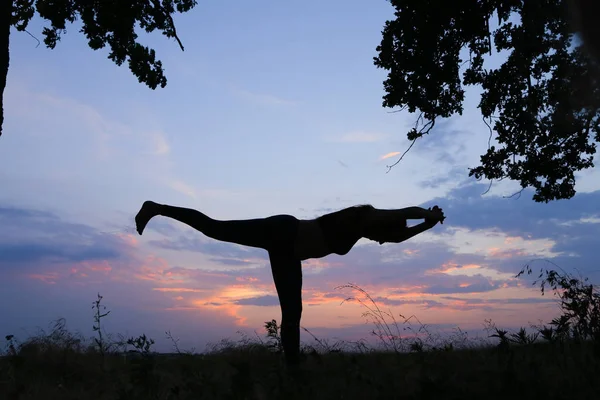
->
[487,247,528,259]
[27,272,59,285]
[152,287,207,293]
[379,151,401,160]
[427,262,481,275]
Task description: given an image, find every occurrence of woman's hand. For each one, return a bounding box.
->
[426,206,445,225]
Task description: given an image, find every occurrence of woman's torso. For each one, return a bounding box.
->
[293,205,371,261]
[293,219,331,261]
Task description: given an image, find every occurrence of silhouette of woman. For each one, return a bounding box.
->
[134,201,445,365]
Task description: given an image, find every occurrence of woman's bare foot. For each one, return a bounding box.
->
[135,201,160,235]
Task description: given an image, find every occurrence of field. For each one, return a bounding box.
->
[1,328,599,400]
[2,268,600,400]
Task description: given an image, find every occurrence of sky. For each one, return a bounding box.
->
[2,0,600,353]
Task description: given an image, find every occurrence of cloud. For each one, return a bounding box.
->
[229,85,295,106]
[148,132,170,155]
[0,204,210,289]
[423,280,500,295]
[327,131,390,143]
[413,124,469,165]
[0,205,127,268]
[431,227,561,260]
[421,183,600,280]
[0,204,254,352]
[368,292,556,313]
[556,215,600,226]
[426,183,600,236]
[233,295,280,306]
[370,296,445,308]
[379,151,401,160]
[418,166,469,189]
[27,272,60,285]
[0,207,54,220]
[4,84,172,162]
[0,205,279,333]
[168,180,198,199]
[2,84,192,208]
[0,242,120,265]
[148,235,266,261]
[208,257,258,266]
[440,296,556,305]
[152,287,207,293]
[145,219,179,236]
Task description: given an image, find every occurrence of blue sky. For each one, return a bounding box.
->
[1,0,600,352]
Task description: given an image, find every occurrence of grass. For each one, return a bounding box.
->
[2,326,599,400]
[2,265,600,399]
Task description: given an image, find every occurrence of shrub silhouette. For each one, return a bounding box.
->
[518,262,600,343]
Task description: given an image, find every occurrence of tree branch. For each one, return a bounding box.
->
[24,29,40,47]
[477,115,504,195]
[151,0,185,51]
[385,118,436,173]
[385,137,418,173]
[481,179,493,195]
[387,105,408,114]
[483,115,494,150]
[503,187,525,199]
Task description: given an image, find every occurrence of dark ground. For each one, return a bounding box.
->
[1,338,599,400]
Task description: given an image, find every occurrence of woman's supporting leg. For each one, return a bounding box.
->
[269,251,303,366]
[136,200,305,365]
[135,201,298,251]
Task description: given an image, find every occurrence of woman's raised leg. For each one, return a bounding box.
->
[268,251,303,366]
[136,200,305,365]
[135,201,296,251]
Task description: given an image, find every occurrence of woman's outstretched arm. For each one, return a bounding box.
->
[396,206,439,220]
[361,206,441,232]
[361,205,444,244]
[385,220,438,243]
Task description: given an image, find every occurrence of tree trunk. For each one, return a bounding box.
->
[0,0,12,137]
